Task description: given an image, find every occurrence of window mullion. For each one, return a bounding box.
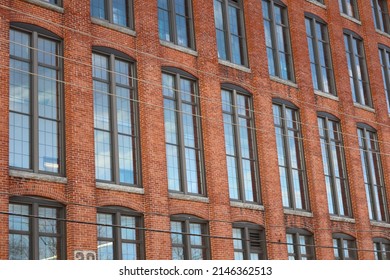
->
[115,213,122,260]
[184,221,191,259]
[311,20,323,90]
[109,55,120,184]
[363,129,377,220]
[170,0,178,45]
[348,36,360,104]
[107,0,113,23]
[32,203,39,260]
[270,3,280,77]
[187,0,195,49]
[282,106,295,209]
[31,32,39,172]
[244,227,251,260]
[224,0,232,61]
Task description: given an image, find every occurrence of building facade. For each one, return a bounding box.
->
[0,0,390,260]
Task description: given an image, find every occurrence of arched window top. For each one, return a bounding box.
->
[286,228,313,235]
[317,111,340,121]
[171,214,206,223]
[92,46,135,62]
[221,83,251,95]
[97,206,142,216]
[162,66,197,80]
[272,97,298,109]
[233,222,264,230]
[10,196,64,207]
[343,29,363,40]
[332,232,356,239]
[264,0,287,7]
[10,22,61,40]
[304,12,327,24]
[357,122,377,132]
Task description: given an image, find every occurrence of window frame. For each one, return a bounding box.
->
[158,0,196,49]
[214,0,249,66]
[9,196,66,260]
[332,233,358,260]
[357,123,389,222]
[162,67,206,196]
[373,237,390,260]
[92,46,141,187]
[371,0,390,34]
[262,0,295,81]
[286,228,315,260]
[222,84,261,204]
[90,0,135,29]
[170,215,210,260]
[97,207,145,260]
[317,113,352,218]
[39,0,62,6]
[343,30,372,107]
[378,44,390,114]
[232,222,267,260]
[273,99,310,211]
[305,13,336,95]
[9,23,65,176]
[338,0,360,19]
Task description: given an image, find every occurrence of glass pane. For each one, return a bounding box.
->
[113,0,129,27]
[97,213,113,238]
[122,243,137,260]
[189,223,202,246]
[38,67,58,120]
[185,148,201,194]
[9,234,29,260]
[98,241,114,260]
[37,38,57,66]
[118,135,135,184]
[232,228,243,250]
[121,216,136,240]
[38,119,59,173]
[171,221,183,245]
[91,0,106,20]
[39,236,57,260]
[158,0,171,41]
[166,144,180,191]
[9,204,29,231]
[38,207,57,233]
[9,113,30,169]
[94,130,112,181]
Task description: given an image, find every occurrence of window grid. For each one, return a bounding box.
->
[91,0,134,29]
[344,32,372,107]
[233,223,266,260]
[262,0,294,81]
[358,126,389,222]
[9,26,64,175]
[338,0,359,19]
[273,102,309,211]
[333,234,357,260]
[170,216,209,260]
[371,0,390,33]
[373,238,390,260]
[97,208,144,260]
[163,71,205,195]
[305,15,335,95]
[158,0,195,49]
[222,87,261,203]
[214,0,248,66]
[318,115,352,217]
[93,51,140,186]
[378,45,390,114]
[286,230,315,260]
[9,197,65,260]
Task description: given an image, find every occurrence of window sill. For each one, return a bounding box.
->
[24,0,64,13]
[160,40,198,56]
[284,209,313,217]
[218,59,251,73]
[270,76,298,88]
[169,192,209,203]
[305,0,326,9]
[371,221,390,228]
[340,13,361,25]
[91,18,136,37]
[230,201,264,211]
[96,182,144,194]
[9,169,67,184]
[353,102,375,113]
[330,216,355,223]
[375,29,390,39]
[314,90,339,101]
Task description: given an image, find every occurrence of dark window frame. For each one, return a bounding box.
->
[373,237,390,260]
[273,99,310,211]
[162,67,206,196]
[332,233,358,260]
[232,222,267,260]
[9,23,65,176]
[371,0,390,34]
[222,84,261,204]
[90,0,135,29]
[317,112,352,217]
[170,215,210,260]
[286,228,316,260]
[92,46,142,187]
[305,13,336,95]
[338,0,360,19]
[97,206,145,260]
[158,0,196,49]
[357,123,389,222]
[344,30,372,107]
[378,44,390,114]
[9,196,66,260]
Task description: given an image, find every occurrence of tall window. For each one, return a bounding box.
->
[163,69,205,195]
[344,31,371,107]
[378,45,390,113]
[333,233,357,260]
[90,0,134,28]
[93,48,140,186]
[97,207,144,260]
[338,0,359,19]
[222,85,260,203]
[286,229,315,260]
[371,0,390,33]
[305,14,335,95]
[233,223,266,260]
[170,215,209,260]
[158,0,195,49]
[9,197,65,260]
[273,100,309,211]
[9,24,63,174]
[214,0,248,66]
[318,114,352,217]
[357,125,389,222]
[262,0,294,81]
[373,238,390,260]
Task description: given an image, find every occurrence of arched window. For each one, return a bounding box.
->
[332,233,357,260]
[286,228,315,260]
[232,222,266,260]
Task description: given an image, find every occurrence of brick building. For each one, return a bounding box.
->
[0,0,390,260]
